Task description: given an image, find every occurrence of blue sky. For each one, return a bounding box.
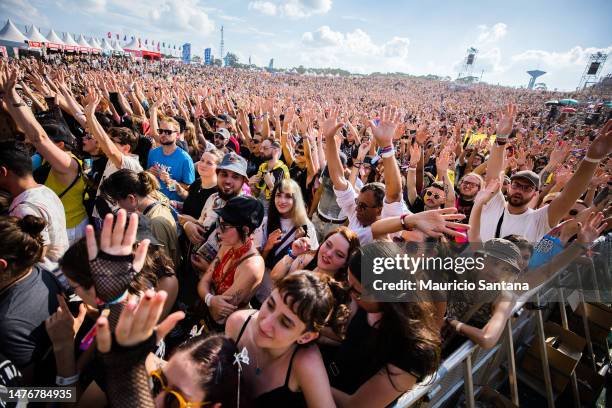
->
[1,0,611,90]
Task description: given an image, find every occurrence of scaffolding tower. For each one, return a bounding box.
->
[578,52,607,90]
[219,26,224,67]
[458,47,478,79]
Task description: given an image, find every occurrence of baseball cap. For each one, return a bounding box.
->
[214,128,231,141]
[215,196,264,232]
[477,238,521,273]
[511,170,540,190]
[217,152,248,178]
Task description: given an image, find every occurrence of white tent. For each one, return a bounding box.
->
[61,32,79,51]
[76,34,92,53]
[26,25,48,47]
[100,38,114,52]
[0,19,28,48]
[122,37,140,51]
[46,29,64,50]
[88,37,102,54]
[111,39,125,54]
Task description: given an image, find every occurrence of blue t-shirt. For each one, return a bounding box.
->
[147,146,195,201]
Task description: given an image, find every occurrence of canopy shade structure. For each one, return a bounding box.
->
[89,37,102,53]
[100,38,114,55]
[544,100,559,106]
[61,32,79,51]
[123,37,160,59]
[559,98,579,105]
[111,39,125,54]
[0,19,28,48]
[26,25,48,48]
[76,34,92,53]
[46,29,64,50]
[561,107,576,113]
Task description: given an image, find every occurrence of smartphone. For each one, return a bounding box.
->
[593,186,609,207]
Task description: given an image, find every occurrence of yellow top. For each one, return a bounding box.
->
[45,155,88,229]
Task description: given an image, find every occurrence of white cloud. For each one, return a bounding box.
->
[248,1,277,16]
[300,26,411,73]
[248,0,332,18]
[476,22,507,45]
[148,0,215,34]
[511,45,612,67]
[0,0,50,26]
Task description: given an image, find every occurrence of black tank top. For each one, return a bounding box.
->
[236,313,307,408]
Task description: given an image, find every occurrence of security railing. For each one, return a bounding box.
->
[391,233,611,408]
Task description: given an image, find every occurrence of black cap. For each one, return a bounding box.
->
[214,196,264,232]
[511,170,540,190]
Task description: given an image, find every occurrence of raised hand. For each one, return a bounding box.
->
[415,123,430,145]
[84,87,101,118]
[96,289,185,352]
[495,103,517,141]
[291,237,311,257]
[357,140,371,161]
[475,177,501,206]
[577,211,607,244]
[549,142,572,166]
[436,149,451,175]
[586,120,612,161]
[85,210,148,270]
[409,143,421,167]
[321,107,344,141]
[369,106,402,148]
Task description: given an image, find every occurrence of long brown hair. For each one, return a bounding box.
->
[310,226,360,282]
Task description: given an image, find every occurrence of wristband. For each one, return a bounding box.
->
[583,156,601,164]
[400,214,414,231]
[287,249,297,260]
[205,293,213,307]
[56,373,80,386]
[455,322,464,334]
[381,148,395,159]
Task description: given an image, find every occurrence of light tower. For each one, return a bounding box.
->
[578,52,608,90]
[219,26,224,66]
[527,70,546,89]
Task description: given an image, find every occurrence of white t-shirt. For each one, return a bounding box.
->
[480,191,551,242]
[254,217,319,253]
[93,154,143,218]
[9,185,69,271]
[334,182,408,244]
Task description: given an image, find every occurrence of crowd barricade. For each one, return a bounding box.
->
[391,233,611,408]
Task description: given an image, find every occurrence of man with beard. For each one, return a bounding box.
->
[147,117,195,202]
[454,173,483,221]
[212,127,231,153]
[249,138,289,212]
[480,105,612,242]
[184,152,248,271]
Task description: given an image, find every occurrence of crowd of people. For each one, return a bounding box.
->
[0,54,610,408]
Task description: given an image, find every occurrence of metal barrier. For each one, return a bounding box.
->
[391,234,611,408]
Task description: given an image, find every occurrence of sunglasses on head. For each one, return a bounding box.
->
[150,368,209,408]
[159,129,175,135]
[425,190,441,200]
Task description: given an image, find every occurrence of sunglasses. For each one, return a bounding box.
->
[159,129,175,135]
[354,198,377,210]
[150,368,209,408]
[252,139,262,144]
[425,190,441,200]
[461,180,480,189]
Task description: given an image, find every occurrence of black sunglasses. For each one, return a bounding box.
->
[219,221,237,232]
[425,190,441,200]
[158,129,174,135]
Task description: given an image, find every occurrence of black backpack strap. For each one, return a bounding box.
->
[494,210,505,239]
[57,160,83,199]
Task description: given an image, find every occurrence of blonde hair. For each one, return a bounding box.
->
[160,117,180,132]
[277,179,309,227]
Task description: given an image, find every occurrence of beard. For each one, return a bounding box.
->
[160,140,174,146]
[218,188,239,201]
[460,191,477,201]
[508,194,530,207]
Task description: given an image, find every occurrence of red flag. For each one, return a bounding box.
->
[107,32,111,38]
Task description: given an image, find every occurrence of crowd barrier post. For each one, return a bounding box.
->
[575,269,598,372]
[534,292,556,407]
[557,284,581,408]
[503,319,520,406]
[462,350,475,408]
